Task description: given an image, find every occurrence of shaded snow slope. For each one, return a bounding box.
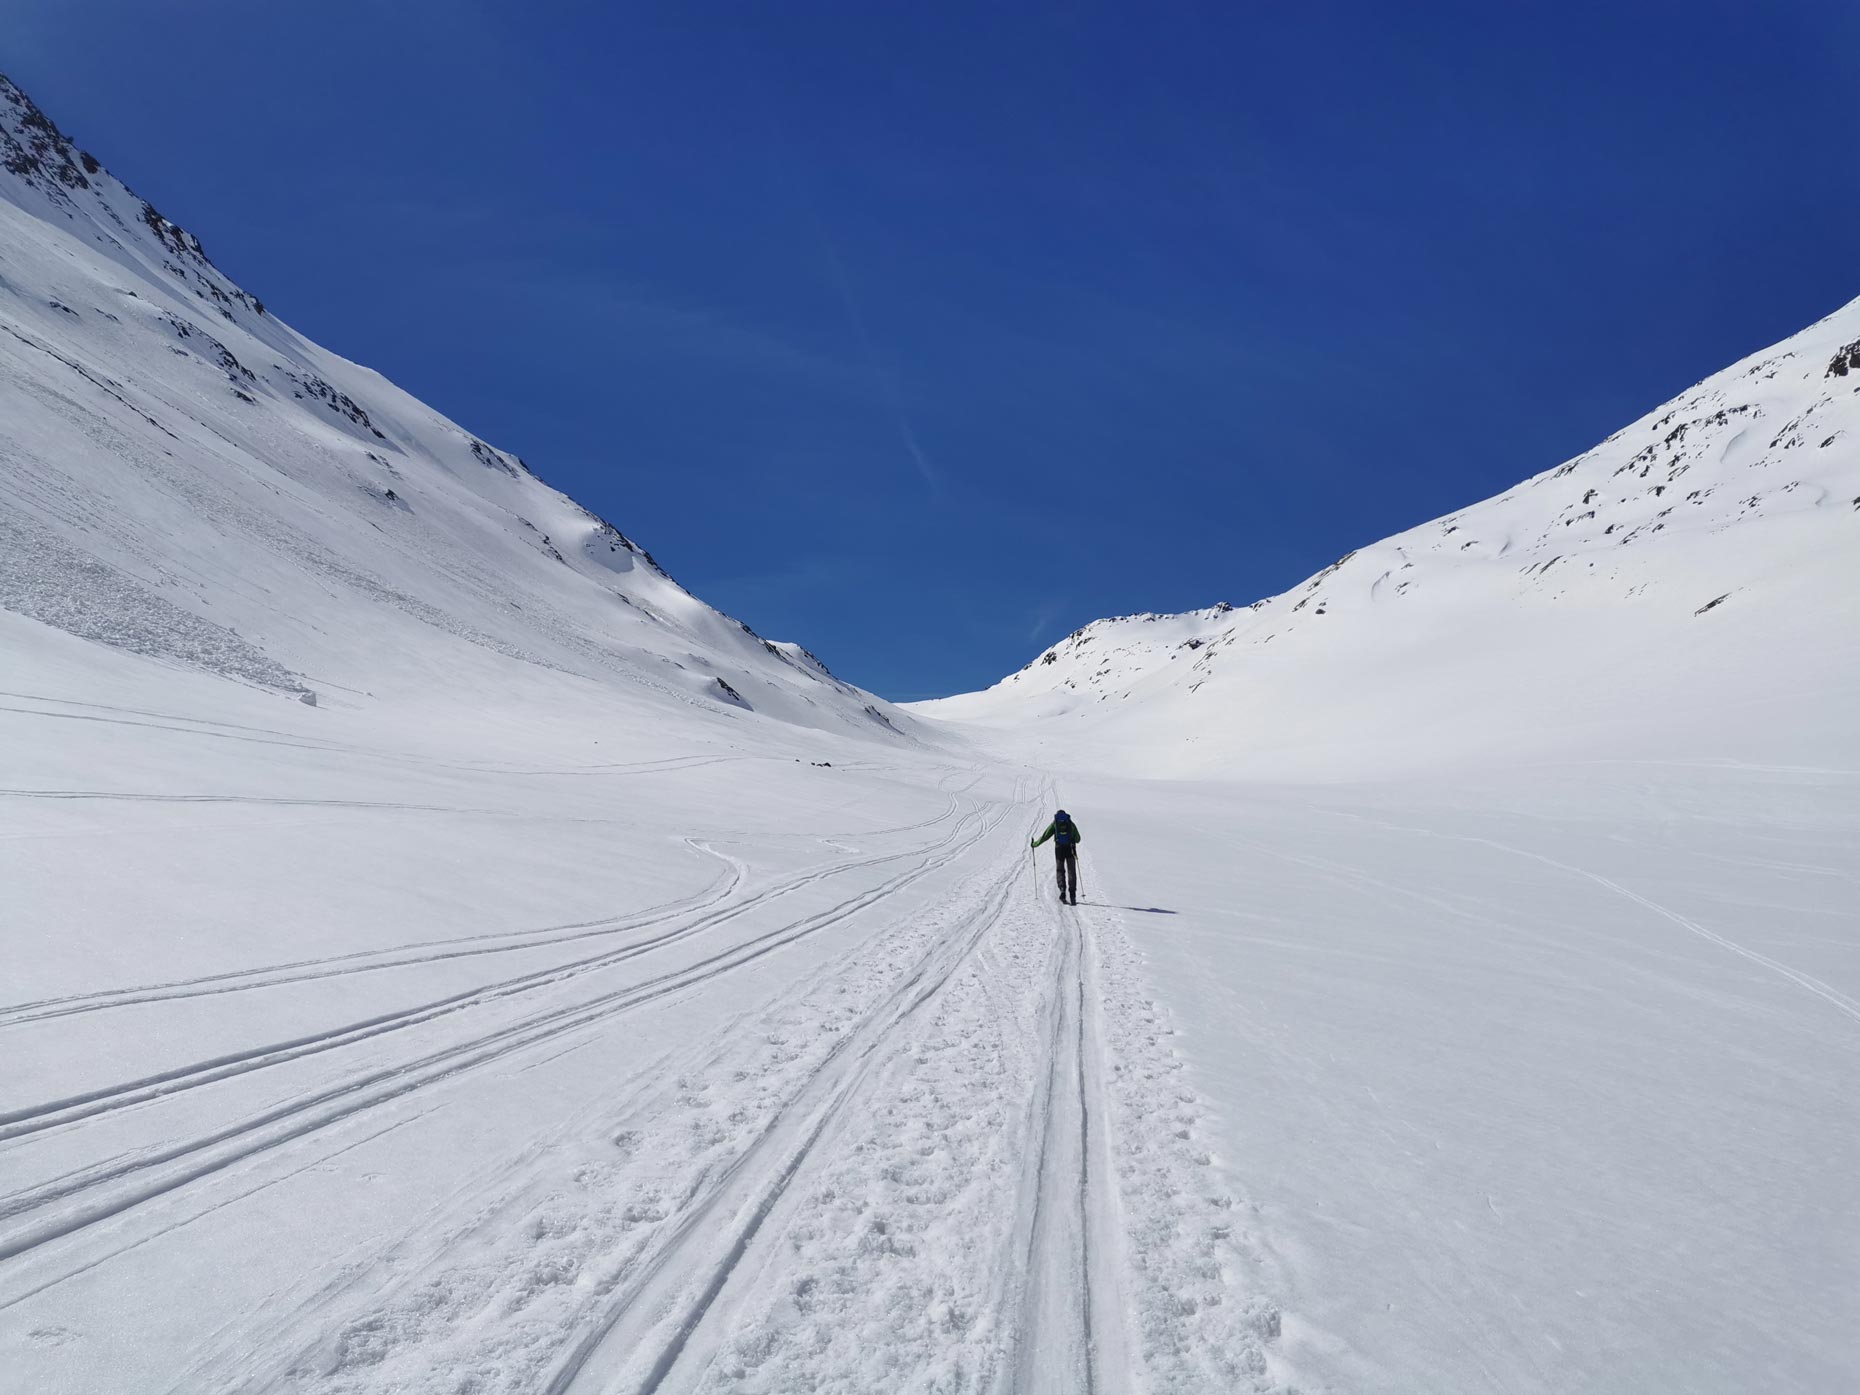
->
[919,299,1860,778]
[0,74,910,743]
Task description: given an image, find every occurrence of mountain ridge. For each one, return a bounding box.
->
[917,293,1860,777]
[0,72,909,742]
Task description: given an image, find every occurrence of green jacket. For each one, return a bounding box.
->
[1031,817,1081,850]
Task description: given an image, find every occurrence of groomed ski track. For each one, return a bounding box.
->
[0,755,1281,1395]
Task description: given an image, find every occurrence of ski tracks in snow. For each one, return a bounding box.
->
[0,773,1287,1392]
[1298,802,1860,1029]
[624,834,1286,1395]
[0,798,994,1259]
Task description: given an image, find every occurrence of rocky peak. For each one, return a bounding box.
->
[0,71,264,320]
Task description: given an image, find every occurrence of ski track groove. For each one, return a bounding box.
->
[3,785,984,1026]
[0,798,973,1133]
[0,798,1013,1262]
[542,791,1034,1395]
[1009,888,1117,1395]
[1302,805,1860,1027]
[0,693,751,780]
[2,765,1289,1392]
[0,843,745,1025]
[194,775,1038,1394]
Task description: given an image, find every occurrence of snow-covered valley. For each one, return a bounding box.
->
[4,71,1858,1395]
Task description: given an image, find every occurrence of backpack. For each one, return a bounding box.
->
[1053,816,1078,846]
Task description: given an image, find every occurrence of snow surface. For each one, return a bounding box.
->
[2,620,1286,1395]
[4,71,1858,1395]
[1045,765,1860,1393]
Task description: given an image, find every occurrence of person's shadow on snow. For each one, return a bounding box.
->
[1088,904,1177,914]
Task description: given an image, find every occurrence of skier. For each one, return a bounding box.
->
[1031,809,1082,905]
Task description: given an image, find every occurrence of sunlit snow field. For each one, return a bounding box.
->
[1070,765,1860,1392]
[6,621,1858,1394]
[4,66,1859,1395]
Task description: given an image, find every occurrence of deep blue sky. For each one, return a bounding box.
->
[9,3,1857,697]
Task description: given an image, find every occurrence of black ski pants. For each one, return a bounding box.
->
[1053,844,1078,902]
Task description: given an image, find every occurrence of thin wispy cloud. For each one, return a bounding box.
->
[472,265,863,389]
[1028,598,1067,643]
[754,117,941,491]
[816,233,940,490]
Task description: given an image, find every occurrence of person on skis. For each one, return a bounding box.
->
[1032,809,1082,905]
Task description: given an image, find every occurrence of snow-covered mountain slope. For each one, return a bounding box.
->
[3,74,1856,1395]
[4,75,1291,1395]
[920,301,1860,778]
[902,297,1860,1393]
[0,74,908,742]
